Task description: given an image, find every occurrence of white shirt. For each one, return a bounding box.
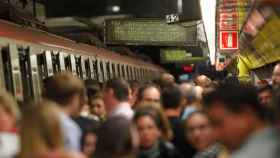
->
[59,112,82,151]
[110,102,134,119]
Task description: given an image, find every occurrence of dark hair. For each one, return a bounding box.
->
[203,83,265,120]
[258,85,273,94]
[105,78,129,102]
[272,86,280,117]
[94,116,135,158]
[161,85,182,109]
[43,72,85,106]
[81,123,100,151]
[137,84,160,102]
[133,105,172,141]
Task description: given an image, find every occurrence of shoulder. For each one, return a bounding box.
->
[159,141,183,158]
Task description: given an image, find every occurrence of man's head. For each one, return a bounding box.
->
[258,85,273,107]
[103,78,130,114]
[180,83,197,106]
[137,84,161,104]
[159,73,175,89]
[43,72,86,117]
[161,85,183,110]
[203,83,265,151]
[272,63,280,86]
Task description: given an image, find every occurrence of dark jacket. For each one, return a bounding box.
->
[138,140,183,158]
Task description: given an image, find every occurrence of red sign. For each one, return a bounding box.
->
[219,31,238,50]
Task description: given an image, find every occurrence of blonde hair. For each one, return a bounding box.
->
[18,100,64,158]
[0,90,20,121]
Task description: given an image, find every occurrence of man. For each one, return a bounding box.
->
[272,63,280,86]
[103,78,133,119]
[43,72,85,151]
[137,84,161,105]
[258,85,273,107]
[161,85,194,158]
[203,83,280,158]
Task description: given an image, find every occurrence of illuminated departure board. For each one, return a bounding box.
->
[105,19,197,46]
[160,49,207,63]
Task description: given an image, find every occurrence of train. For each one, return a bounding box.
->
[0,19,165,101]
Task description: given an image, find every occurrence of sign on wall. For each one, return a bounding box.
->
[219,31,239,50]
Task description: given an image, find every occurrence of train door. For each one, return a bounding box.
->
[1,44,23,100]
[59,52,66,71]
[18,47,34,101]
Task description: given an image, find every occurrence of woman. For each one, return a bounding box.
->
[81,126,99,158]
[185,110,228,158]
[133,105,182,158]
[17,100,85,158]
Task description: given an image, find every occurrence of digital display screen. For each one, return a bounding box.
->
[105,19,197,46]
[160,49,207,63]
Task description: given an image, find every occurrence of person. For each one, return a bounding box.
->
[81,126,99,158]
[129,80,141,107]
[158,73,175,89]
[88,94,106,122]
[203,83,280,158]
[185,110,226,158]
[136,84,161,105]
[133,105,182,158]
[272,63,280,86]
[194,75,212,89]
[102,78,133,119]
[17,101,84,158]
[180,83,201,120]
[94,116,139,158]
[258,85,273,107]
[43,72,85,151]
[0,90,21,158]
[161,85,193,158]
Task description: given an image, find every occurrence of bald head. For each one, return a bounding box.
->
[272,63,280,86]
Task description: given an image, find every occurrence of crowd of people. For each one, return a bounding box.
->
[0,63,280,158]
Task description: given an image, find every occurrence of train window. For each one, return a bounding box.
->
[102,60,108,82]
[97,59,104,82]
[92,58,98,81]
[1,47,14,94]
[18,47,34,101]
[106,61,111,80]
[51,52,61,73]
[121,64,125,79]
[112,62,116,78]
[0,47,5,89]
[126,65,130,81]
[64,54,72,72]
[85,58,91,79]
[81,56,87,80]
[75,55,83,79]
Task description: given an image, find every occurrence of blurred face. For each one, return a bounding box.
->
[91,98,106,117]
[0,105,16,132]
[82,133,97,157]
[207,102,254,151]
[142,87,160,104]
[258,90,272,107]
[102,88,115,114]
[186,113,215,151]
[71,94,84,117]
[272,64,280,85]
[136,115,161,149]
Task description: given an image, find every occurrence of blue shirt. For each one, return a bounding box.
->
[59,112,82,151]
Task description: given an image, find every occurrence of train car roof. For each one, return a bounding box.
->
[0,19,163,71]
